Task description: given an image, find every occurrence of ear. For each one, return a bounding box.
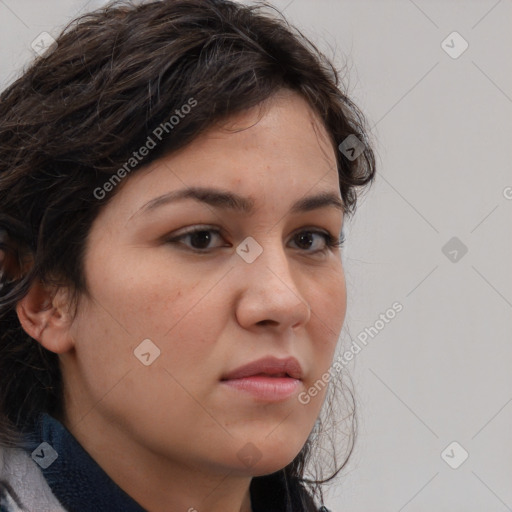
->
[16,279,75,354]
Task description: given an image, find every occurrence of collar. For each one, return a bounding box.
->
[20,413,267,512]
[20,413,147,512]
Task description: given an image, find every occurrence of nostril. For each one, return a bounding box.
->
[256,319,278,327]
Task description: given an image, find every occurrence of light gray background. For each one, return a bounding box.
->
[1,1,511,511]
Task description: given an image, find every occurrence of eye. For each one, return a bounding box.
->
[165,226,226,251]
[164,226,345,254]
[289,229,345,253]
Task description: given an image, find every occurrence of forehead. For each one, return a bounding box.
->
[199,90,336,173]
[104,91,341,220]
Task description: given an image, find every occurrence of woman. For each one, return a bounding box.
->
[0,0,376,510]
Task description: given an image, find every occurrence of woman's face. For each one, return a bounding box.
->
[62,89,347,477]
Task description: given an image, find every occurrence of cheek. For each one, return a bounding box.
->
[311,263,347,346]
[82,243,205,338]
[69,250,208,396]
[67,264,225,440]
[303,264,346,406]
[76,254,229,390]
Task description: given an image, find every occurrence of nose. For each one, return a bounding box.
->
[234,238,311,333]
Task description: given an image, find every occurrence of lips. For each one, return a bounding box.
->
[220,356,303,402]
[221,356,303,381]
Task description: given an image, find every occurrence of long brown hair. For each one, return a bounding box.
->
[0,0,375,509]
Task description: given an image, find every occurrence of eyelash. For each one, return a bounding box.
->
[165,226,345,254]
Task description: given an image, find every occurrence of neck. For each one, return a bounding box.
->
[62,407,253,512]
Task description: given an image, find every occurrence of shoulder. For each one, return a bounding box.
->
[0,444,66,512]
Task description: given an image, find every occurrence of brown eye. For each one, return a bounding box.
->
[165,226,227,252]
[187,230,214,250]
[289,229,343,253]
[293,231,316,250]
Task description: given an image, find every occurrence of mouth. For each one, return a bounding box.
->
[221,356,304,381]
[220,356,303,402]
[220,374,301,402]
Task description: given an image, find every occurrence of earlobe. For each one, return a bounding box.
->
[15,279,75,354]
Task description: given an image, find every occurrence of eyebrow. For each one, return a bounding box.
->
[135,186,345,217]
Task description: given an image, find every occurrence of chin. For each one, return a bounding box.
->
[230,436,306,477]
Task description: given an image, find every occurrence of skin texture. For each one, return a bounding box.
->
[16,89,347,512]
